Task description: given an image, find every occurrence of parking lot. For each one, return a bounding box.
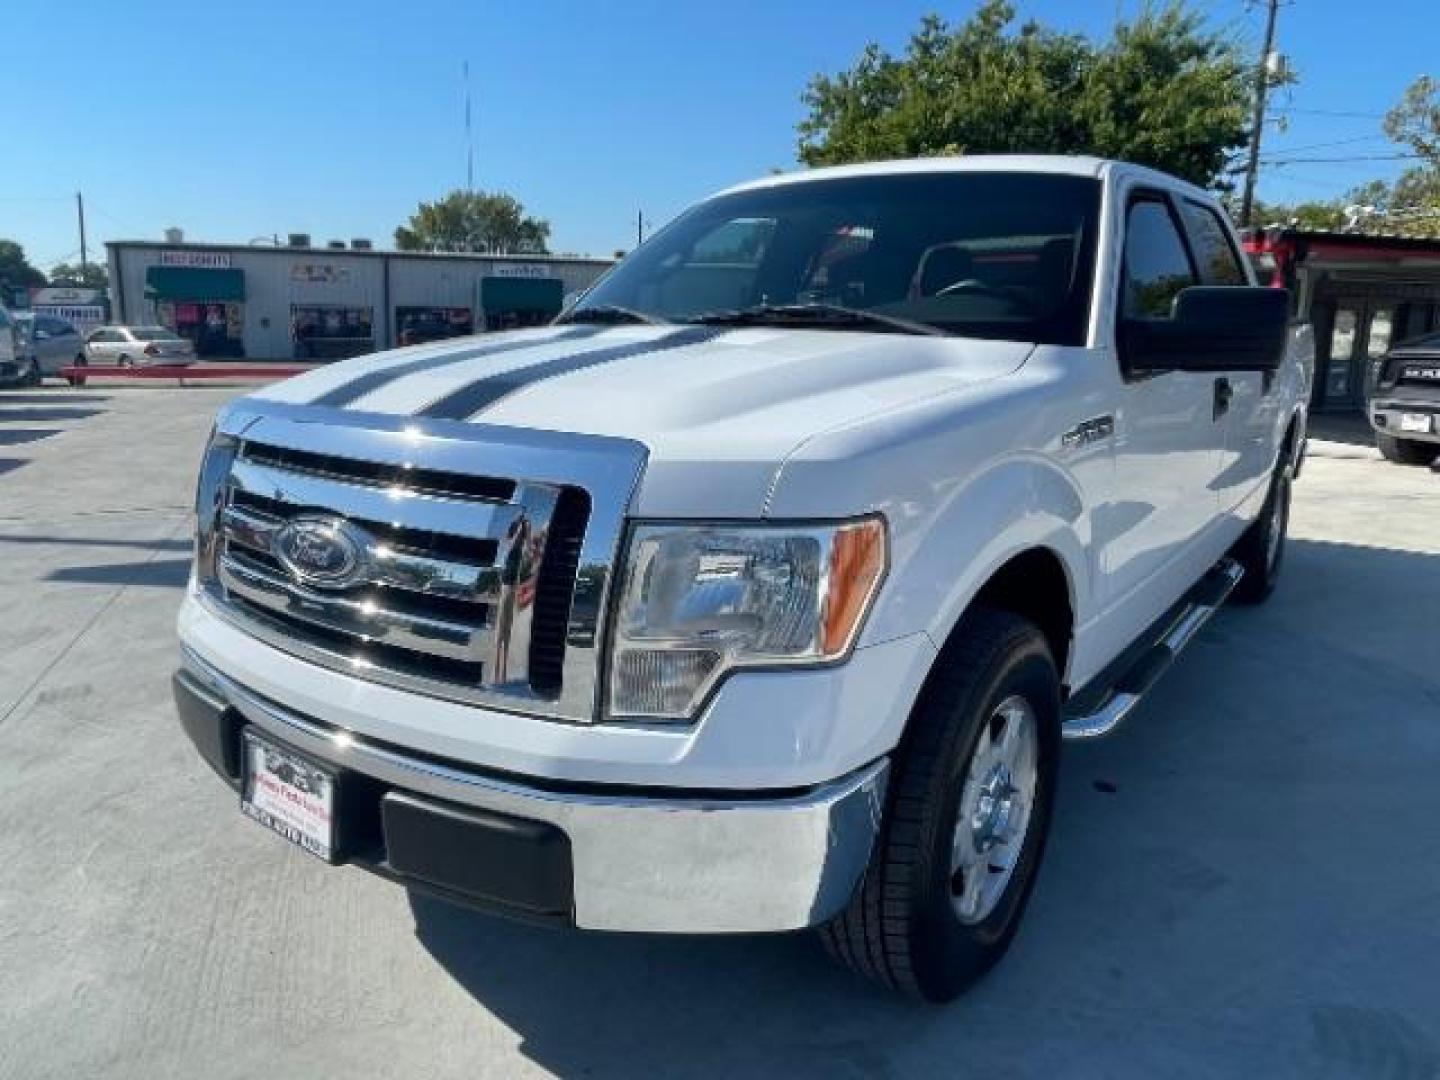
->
[1,385,1437,1080]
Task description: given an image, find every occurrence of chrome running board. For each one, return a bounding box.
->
[1061,558,1244,741]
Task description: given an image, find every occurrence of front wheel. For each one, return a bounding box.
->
[820,608,1060,1002]
[1377,432,1438,466]
[23,357,42,387]
[1231,461,1292,605]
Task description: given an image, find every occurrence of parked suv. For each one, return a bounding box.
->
[15,313,84,384]
[1369,331,1440,465]
[175,156,1311,1002]
[0,305,21,384]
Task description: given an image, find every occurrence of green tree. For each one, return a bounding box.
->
[48,261,108,290]
[1384,75,1440,163]
[1307,78,1440,239]
[0,240,46,297]
[1242,197,1348,230]
[394,190,551,254]
[797,0,1249,189]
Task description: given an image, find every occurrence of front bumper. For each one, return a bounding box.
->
[1371,399,1440,445]
[175,649,888,934]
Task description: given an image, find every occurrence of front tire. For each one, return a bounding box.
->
[1231,460,1292,605]
[820,608,1060,1002]
[1377,432,1438,466]
[22,358,42,387]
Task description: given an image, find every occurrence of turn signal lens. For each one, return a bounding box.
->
[822,519,887,655]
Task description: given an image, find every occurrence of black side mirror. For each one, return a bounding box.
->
[1122,286,1290,374]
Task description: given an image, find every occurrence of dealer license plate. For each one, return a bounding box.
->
[1400,413,1433,434]
[241,731,336,862]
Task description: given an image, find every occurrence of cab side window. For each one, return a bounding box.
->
[1122,199,1196,319]
[1179,201,1247,285]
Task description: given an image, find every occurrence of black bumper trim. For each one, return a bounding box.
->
[173,668,576,923]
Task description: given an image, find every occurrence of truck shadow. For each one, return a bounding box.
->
[1306,412,1376,449]
[45,557,192,588]
[409,535,1440,1078]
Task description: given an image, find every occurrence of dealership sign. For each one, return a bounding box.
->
[291,262,351,285]
[35,305,106,332]
[493,263,552,279]
[158,250,232,269]
[32,286,105,306]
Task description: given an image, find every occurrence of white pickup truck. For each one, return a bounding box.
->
[175,156,1312,1002]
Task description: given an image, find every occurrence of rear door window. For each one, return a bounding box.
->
[1179,201,1247,285]
[1121,199,1197,319]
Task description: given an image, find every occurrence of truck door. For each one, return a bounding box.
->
[1176,198,1282,513]
[1103,192,1226,619]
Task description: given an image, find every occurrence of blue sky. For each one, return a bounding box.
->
[2,0,1432,271]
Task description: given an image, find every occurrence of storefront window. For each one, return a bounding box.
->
[396,306,473,347]
[1326,307,1357,401]
[1365,308,1394,398]
[1366,309,1393,357]
[158,300,244,358]
[291,305,375,360]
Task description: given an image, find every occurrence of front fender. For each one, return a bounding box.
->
[765,382,1095,684]
[875,453,1091,674]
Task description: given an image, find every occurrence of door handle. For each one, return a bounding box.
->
[1213,377,1233,421]
[1061,414,1115,449]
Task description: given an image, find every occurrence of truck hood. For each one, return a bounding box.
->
[257,325,1032,516]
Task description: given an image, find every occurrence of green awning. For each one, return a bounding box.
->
[144,267,245,302]
[481,276,562,315]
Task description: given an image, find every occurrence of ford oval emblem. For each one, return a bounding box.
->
[273,515,369,590]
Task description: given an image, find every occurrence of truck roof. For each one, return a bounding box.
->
[716,154,1213,203]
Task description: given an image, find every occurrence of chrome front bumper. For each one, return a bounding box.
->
[178,649,888,934]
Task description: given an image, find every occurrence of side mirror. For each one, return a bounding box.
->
[1122,286,1290,374]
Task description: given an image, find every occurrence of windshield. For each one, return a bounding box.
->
[573,171,1100,345]
[131,328,185,342]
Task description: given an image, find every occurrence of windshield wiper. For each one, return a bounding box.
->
[685,302,950,337]
[556,304,669,326]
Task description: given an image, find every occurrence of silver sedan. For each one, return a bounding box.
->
[79,325,197,370]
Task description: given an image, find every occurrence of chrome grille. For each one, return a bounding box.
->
[205,429,595,715]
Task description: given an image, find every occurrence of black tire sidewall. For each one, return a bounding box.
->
[1262,466,1291,588]
[909,634,1060,997]
[1378,432,1438,465]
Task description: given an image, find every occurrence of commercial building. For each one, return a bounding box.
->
[25,286,109,335]
[105,241,613,360]
[1243,228,1440,413]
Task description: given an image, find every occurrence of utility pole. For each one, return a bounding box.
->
[76,191,88,276]
[464,61,474,193]
[1239,0,1280,228]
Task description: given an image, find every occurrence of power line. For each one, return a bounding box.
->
[1264,134,1389,155]
[1261,153,1424,165]
[1271,106,1389,120]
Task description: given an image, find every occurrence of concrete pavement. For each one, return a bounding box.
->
[1,387,1437,1079]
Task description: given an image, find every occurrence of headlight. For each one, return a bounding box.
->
[607,518,886,721]
[193,426,239,590]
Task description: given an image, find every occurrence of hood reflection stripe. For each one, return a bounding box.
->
[417,326,726,421]
[311,326,604,409]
